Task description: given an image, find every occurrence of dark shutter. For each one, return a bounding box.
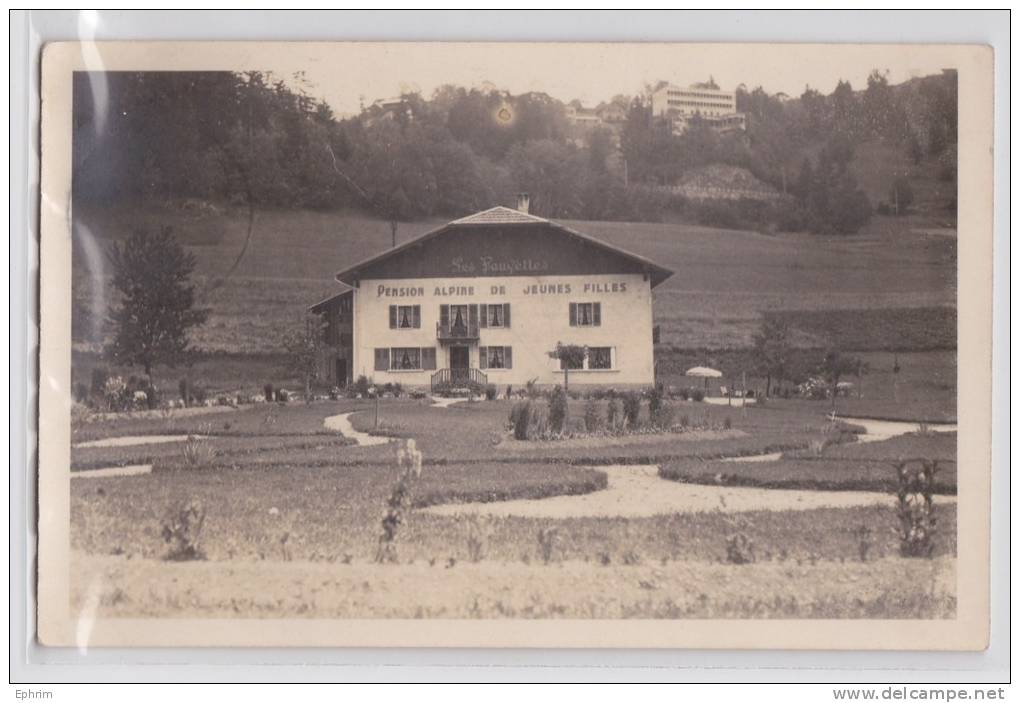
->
[468,304,478,330]
[440,304,449,329]
[504,346,512,369]
[412,305,421,329]
[388,306,397,329]
[374,348,389,371]
[593,302,602,326]
[569,302,578,326]
[479,346,488,369]
[479,304,488,328]
[503,303,511,328]
[422,347,437,370]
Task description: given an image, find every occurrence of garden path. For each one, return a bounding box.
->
[73,434,207,449]
[71,464,153,479]
[428,396,468,409]
[423,464,947,519]
[323,412,392,446]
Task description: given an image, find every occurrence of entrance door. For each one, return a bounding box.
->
[449,346,470,384]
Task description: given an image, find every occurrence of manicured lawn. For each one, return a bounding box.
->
[74,399,373,442]
[71,435,357,472]
[347,397,858,464]
[660,430,957,494]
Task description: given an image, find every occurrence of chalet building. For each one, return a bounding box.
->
[309,196,673,392]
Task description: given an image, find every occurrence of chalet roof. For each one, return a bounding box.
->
[333,207,674,288]
[451,206,548,226]
[307,285,353,313]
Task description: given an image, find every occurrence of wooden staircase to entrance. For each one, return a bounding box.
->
[430,367,488,393]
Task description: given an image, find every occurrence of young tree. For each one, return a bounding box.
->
[752,317,792,397]
[819,348,862,411]
[283,314,326,404]
[548,343,587,391]
[106,227,209,383]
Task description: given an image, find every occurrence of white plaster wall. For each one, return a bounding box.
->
[352,272,655,388]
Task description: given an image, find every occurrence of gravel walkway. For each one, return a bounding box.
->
[423,464,950,519]
[323,413,392,446]
[73,434,207,449]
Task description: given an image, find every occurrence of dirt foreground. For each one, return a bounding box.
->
[71,551,955,620]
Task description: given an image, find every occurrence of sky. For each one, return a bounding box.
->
[252,43,957,116]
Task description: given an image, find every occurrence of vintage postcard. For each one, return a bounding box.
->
[37,41,993,649]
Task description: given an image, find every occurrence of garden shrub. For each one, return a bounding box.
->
[622,392,642,427]
[549,386,568,434]
[723,416,733,430]
[510,401,531,440]
[73,382,89,404]
[652,400,675,429]
[376,439,423,563]
[353,375,371,398]
[263,382,274,402]
[102,375,128,412]
[606,398,622,430]
[649,385,663,417]
[525,378,540,399]
[192,383,208,405]
[725,532,756,564]
[179,378,191,406]
[161,500,207,561]
[537,527,559,564]
[677,387,690,401]
[484,384,498,401]
[527,403,550,439]
[691,388,705,402]
[583,398,602,432]
[892,459,939,558]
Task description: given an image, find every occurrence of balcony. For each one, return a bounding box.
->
[436,320,480,343]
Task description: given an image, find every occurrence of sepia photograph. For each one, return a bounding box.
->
[35,40,994,649]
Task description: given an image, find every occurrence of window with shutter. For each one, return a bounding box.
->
[504,346,513,369]
[570,302,599,327]
[412,305,421,329]
[479,346,488,369]
[503,303,511,328]
[479,305,488,328]
[422,347,437,370]
[391,347,421,370]
[374,348,390,371]
[440,305,450,329]
[388,306,397,329]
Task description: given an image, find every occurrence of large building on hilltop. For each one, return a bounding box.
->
[650,80,746,135]
[310,196,673,391]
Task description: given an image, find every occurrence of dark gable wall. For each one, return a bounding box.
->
[351,224,652,281]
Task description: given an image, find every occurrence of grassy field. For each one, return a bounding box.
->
[73,552,955,619]
[73,202,956,354]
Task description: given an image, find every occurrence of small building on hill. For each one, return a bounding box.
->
[309,196,673,391]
